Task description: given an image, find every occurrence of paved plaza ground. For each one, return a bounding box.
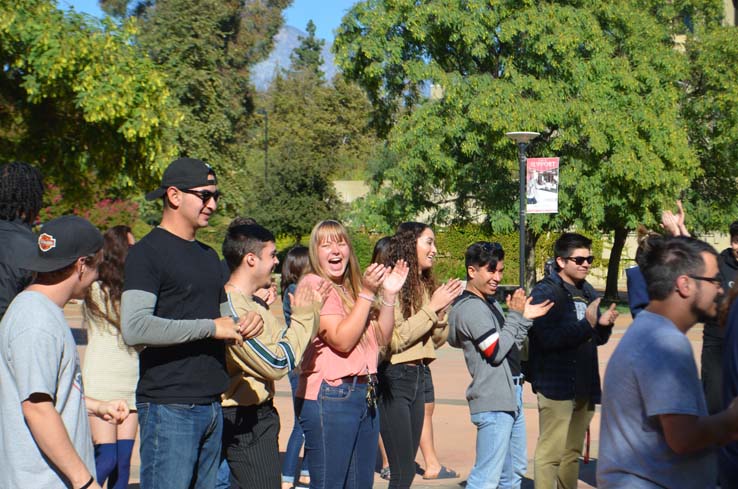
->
[67,301,707,489]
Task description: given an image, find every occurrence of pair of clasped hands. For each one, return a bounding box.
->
[213,281,335,346]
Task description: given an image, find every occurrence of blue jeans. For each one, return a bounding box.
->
[499,382,527,489]
[215,456,234,489]
[297,380,379,489]
[282,370,310,484]
[137,401,223,489]
[467,410,515,489]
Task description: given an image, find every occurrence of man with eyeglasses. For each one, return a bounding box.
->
[528,232,618,489]
[597,236,738,488]
[121,157,264,489]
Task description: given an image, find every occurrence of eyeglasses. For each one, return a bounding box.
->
[565,256,595,265]
[688,274,722,286]
[179,189,221,204]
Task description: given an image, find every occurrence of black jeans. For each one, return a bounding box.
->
[222,401,281,489]
[378,362,425,489]
[702,342,724,415]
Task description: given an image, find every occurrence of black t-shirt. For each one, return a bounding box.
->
[562,281,596,398]
[0,220,36,319]
[124,227,227,403]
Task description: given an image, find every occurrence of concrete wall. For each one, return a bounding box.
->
[725,0,736,26]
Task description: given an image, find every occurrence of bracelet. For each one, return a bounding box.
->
[79,476,95,489]
[358,293,375,303]
[381,298,399,307]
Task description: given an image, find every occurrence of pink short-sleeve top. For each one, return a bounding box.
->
[297,273,379,400]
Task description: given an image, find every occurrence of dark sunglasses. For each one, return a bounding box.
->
[688,274,722,286]
[179,188,221,204]
[565,255,594,265]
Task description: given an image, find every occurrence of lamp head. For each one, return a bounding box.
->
[505,131,540,144]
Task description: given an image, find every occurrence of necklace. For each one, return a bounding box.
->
[225,282,249,300]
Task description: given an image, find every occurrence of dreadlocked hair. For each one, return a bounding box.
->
[392,222,438,320]
[0,162,44,224]
[84,225,131,330]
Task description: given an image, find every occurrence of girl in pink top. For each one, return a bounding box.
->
[297,220,408,489]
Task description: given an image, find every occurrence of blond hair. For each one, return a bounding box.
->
[308,220,381,344]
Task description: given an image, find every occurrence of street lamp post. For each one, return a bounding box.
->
[257,108,268,184]
[505,131,540,290]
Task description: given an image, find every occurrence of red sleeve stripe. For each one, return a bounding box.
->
[477,331,499,358]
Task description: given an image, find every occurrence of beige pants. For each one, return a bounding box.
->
[533,393,594,489]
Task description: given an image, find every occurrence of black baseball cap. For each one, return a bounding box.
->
[23,215,104,273]
[145,157,218,201]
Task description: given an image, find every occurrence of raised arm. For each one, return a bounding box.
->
[374,260,409,346]
[315,265,386,353]
[221,283,324,380]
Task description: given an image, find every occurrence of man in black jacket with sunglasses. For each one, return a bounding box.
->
[528,233,618,489]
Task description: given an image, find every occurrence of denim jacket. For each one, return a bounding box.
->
[528,273,611,403]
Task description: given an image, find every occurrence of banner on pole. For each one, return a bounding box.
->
[526,157,559,214]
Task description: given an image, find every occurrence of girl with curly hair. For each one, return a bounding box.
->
[82,225,139,489]
[379,222,463,488]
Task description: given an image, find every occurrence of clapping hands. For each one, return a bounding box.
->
[291,278,333,308]
[382,259,409,295]
[506,288,554,319]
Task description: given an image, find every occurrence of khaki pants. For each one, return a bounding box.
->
[533,393,594,489]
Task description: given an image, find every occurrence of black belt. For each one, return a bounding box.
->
[340,374,378,385]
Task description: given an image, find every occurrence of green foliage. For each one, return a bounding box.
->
[0,0,179,203]
[349,229,380,270]
[682,25,738,232]
[290,20,325,80]
[241,67,381,240]
[241,143,347,241]
[119,0,291,217]
[335,0,700,238]
[346,223,602,283]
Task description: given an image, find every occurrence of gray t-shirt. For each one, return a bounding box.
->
[0,291,95,488]
[597,311,716,489]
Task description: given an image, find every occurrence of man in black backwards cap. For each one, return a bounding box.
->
[121,157,263,489]
[0,215,129,489]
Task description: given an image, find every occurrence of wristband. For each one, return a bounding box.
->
[79,476,94,489]
[358,293,375,303]
[381,298,399,307]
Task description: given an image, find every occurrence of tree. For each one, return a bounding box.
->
[682,25,738,234]
[103,0,291,218]
[0,0,178,202]
[242,142,346,242]
[290,20,325,80]
[335,0,719,293]
[242,63,380,240]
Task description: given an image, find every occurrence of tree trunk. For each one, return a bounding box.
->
[525,231,540,291]
[605,225,628,301]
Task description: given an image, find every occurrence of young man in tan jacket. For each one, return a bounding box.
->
[220,223,329,489]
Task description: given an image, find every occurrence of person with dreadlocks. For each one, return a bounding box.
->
[0,161,44,318]
[378,222,464,488]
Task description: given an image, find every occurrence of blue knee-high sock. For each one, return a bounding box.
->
[94,443,117,484]
[108,439,135,489]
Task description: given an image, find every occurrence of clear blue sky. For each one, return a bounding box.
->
[58,0,358,41]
